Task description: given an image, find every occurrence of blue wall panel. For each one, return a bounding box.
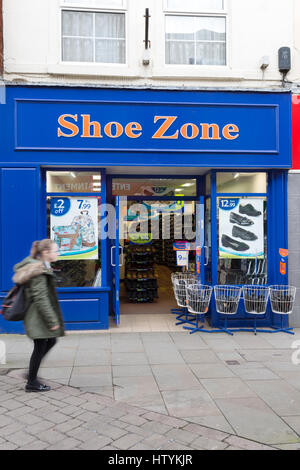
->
[60,298,100,322]
[0,168,37,292]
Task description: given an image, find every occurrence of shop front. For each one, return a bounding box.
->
[0,86,291,333]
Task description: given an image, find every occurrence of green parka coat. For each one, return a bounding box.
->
[13,257,65,339]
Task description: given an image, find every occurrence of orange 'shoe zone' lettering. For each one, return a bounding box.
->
[57,114,239,141]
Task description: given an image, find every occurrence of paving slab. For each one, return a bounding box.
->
[2,329,300,448]
[215,396,300,445]
[161,387,221,419]
[151,364,201,391]
[246,379,300,416]
[190,363,236,379]
[201,377,258,399]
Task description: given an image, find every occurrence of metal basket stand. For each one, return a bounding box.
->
[170,272,199,322]
[183,284,213,334]
[242,285,271,335]
[269,285,296,335]
[214,285,242,336]
[173,278,198,327]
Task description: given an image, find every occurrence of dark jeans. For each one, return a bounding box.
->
[28,338,57,384]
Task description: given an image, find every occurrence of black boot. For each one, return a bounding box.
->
[25,380,51,393]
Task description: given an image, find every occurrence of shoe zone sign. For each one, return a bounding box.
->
[218,198,264,258]
[16,99,280,155]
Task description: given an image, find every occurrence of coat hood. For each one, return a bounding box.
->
[12,257,50,285]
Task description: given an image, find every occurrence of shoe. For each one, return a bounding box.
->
[221,234,249,252]
[229,212,254,226]
[239,204,261,217]
[232,225,258,241]
[25,381,51,393]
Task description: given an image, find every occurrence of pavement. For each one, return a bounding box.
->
[1,314,300,450]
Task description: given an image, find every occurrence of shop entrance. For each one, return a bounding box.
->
[109,177,210,324]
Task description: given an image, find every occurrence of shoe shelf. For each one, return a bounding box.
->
[124,243,159,303]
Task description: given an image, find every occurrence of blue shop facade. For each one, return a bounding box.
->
[0,85,292,333]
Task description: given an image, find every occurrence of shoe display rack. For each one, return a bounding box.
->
[162,213,195,269]
[52,259,98,287]
[124,244,159,303]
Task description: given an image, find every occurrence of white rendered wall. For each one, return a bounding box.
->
[2,0,297,89]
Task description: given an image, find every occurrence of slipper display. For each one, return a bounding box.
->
[232,225,258,241]
[239,203,262,217]
[221,234,250,252]
[229,212,254,226]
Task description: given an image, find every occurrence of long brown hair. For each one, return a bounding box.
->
[30,239,56,259]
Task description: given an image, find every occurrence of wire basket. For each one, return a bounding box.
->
[269,285,296,315]
[174,278,189,307]
[242,285,270,314]
[171,272,200,285]
[214,285,242,315]
[171,272,200,303]
[186,284,213,315]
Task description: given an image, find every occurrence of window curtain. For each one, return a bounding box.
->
[166,16,226,65]
[62,11,125,63]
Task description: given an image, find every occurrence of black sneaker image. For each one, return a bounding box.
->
[221,234,249,252]
[232,225,258,241]
[239,204,261,217]
[229,212,254,226]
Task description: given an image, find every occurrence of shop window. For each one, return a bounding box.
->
[47,171,101,193]
[205,173,211,195]
[46,171,101,287]
[61,10,126,63]
[217,196,267,285]
[112,178,196,197]
[217,172,267,193]
[165,0,226,67]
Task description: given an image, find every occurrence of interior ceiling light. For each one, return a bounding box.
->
[181,183,193,187]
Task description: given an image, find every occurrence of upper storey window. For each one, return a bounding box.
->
[61,0,126,64]
[165,0,226,66]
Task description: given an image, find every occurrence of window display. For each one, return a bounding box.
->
[50,197,98,260]
[217,197,267,285]
[46,170,101,287]
[219,198,264,258]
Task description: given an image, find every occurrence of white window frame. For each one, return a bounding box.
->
[61,0,126,10]
[164,0,227,67]
[151,0,232,79]
[164,0,225,15]
[47,0,141,77]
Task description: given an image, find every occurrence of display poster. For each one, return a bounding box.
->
[50,197,98,260]
[176,251,189,267]
[219,198,264,259]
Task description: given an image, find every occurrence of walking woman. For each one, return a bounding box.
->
[13,239,65,392]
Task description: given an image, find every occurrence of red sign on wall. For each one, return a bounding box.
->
[292,95,300,169]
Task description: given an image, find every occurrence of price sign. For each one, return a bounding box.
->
[176,250,189,267]
[50,198,71,217]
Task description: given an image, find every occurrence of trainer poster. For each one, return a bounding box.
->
[50,197,98,260]
[218,198,264,259]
